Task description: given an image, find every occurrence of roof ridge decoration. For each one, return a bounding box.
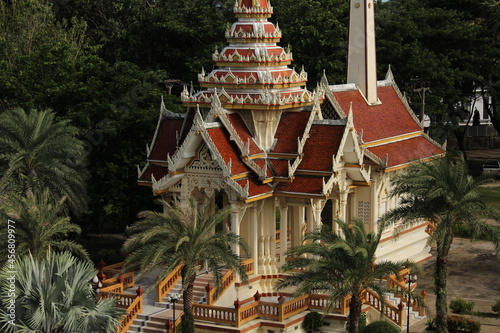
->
[287,104,321,178]
[145,96,184,162]
[192,109,250,198]
[337,104,371,183]
[390,78,424,129]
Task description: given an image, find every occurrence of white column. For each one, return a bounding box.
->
[279,201,289,267]
[249,206,258,270]
[230,204,241,256]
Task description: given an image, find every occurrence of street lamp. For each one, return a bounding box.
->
[167,293,181,333]
[405,273,417,333]
[91,275,102,293]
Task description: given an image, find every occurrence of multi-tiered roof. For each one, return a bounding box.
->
[181,0,315,110]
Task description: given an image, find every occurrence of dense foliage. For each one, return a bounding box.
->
[0,0,498,234]
[0,251,125,333]
[359,320,400,333]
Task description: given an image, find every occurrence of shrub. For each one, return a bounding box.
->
[303,311,323,332]
[449,297,475,314]
[360,320,400,333]
[492,300,500,314]
[424,318,436,330]
[447,315,480,333]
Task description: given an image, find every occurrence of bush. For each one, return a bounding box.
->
[345,312,366,332]
[492,300,500,314]
[449,297,475,314]
[424,318,436,330]
[359,320,399,333]
[447,315,481,333]
[303,311,323,332]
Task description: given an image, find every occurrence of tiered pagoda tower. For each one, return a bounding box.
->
[181,0,316,149]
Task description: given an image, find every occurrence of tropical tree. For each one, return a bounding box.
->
[276,218,412,333]
[0,190,89,261]
[0,108,88,215]
[122,198,249,332]
[387,154,500,333]
[0,251,125,333]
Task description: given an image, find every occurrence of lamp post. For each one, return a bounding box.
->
[167,293,181,333]
[405,273,417,333]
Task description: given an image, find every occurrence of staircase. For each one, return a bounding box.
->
[126,272,214,333]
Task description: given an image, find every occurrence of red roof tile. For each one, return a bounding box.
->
[206,127,251,175]
[138,164,168,183]
[268,159,290,177]
[276,176,323,195]
[368,136,445,168]
[226,113,261,155]
[236,178,273,197]
[273,111,310,153]
[150,118,184,162]
[299,124,344,171]
[333,86,422,143]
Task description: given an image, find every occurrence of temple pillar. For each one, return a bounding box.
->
[230,203,241,256]
[279,199,289,267]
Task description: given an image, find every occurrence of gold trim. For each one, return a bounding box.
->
[215,60,292,67]
[362,131,422,148]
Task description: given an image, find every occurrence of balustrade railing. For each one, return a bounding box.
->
[98,291,143,333]
[156,264,183,302]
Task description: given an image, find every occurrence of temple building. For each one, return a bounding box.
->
[137,0,445,328]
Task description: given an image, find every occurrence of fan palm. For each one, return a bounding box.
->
[276,218,412,333]
[0,189,89,261]
[123,198,249,332]
[0,108,88,215]
[387,154,500,333]
[0,251,125,333]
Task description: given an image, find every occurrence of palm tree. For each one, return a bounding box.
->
[122,198,249,332]
[0,108,88,215]
[0,189,89,261]
[276,218,411,333]
[387,154,500,333]
[0,251,125,333]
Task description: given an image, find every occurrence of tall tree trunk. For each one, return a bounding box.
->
[182,274,196,333]
[348,293,363,333]
[435,240,452,333]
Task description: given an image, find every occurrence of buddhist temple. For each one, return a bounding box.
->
[134,0,445,331]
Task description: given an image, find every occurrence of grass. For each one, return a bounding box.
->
[452,181,500,240]
[477,183,500,214]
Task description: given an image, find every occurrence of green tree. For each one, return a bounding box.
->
[0,190,88,261]
[276,218,411,333]
[376,0,500,145]
[0,108,88,215]
[0,251,124,333]
[387,155,500,333]
[122,199,249,332]
[272,0,349,85]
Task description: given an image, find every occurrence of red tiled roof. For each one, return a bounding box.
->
[299,124,344,171]
[368,136,445,168]
[333,86,422,143]
[226,113,261,155]
[149,118,184,162]
[276,176,323,195]
[273,111,310,153]
[236,178,273,197]
[138,164,168,183]
[268,159,290,177]
[206,127,251,175]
